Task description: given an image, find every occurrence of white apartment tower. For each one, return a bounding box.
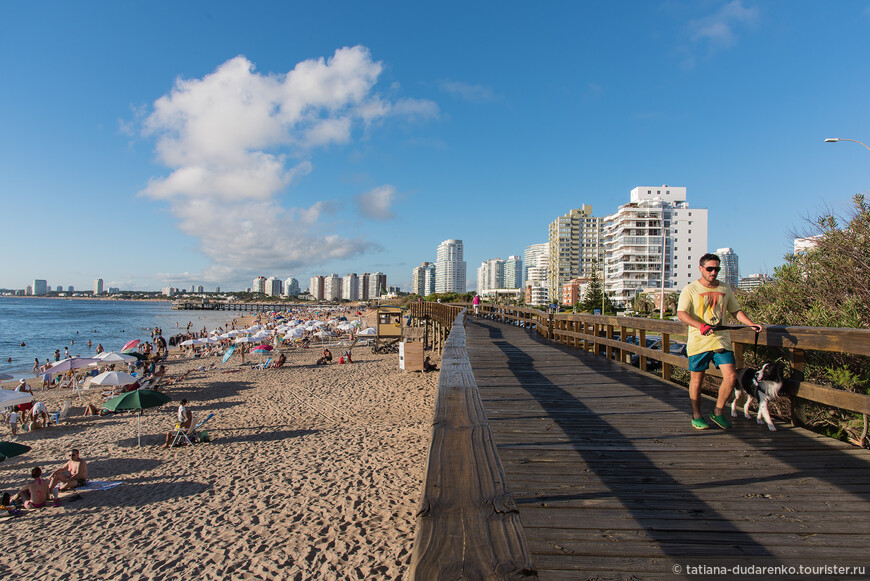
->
[603,186,708,307]
[342,273,360,301]
[324,274,341,301]
[94,278,104,295]
[503,256,522,289]
[412,262,436,296]
[548,205,603,301]
[715,248,739,288]
[435,239,466,293]
[252,276,267,296]
[265,277,283,297]
[284,278,300,296]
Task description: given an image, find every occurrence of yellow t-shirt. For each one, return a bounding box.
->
[677,280,741,356]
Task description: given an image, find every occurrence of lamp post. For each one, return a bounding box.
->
[825,137,870,152]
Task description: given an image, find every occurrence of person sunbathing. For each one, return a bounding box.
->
[13,467,51,508]
[49,449,89,493]
[272,353,286,368]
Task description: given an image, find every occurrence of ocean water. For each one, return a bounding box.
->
[0,297,242,380]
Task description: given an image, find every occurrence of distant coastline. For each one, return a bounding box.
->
[2,295,172,304]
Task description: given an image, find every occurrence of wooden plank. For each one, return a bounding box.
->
[410,310,536,580]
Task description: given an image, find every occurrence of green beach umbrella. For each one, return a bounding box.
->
[103,389,172,447]
[0,441,31,462]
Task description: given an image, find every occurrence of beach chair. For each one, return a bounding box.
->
[51,399,72,424]
[171,413,214,447]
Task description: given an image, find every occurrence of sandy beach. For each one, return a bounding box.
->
[1,328,439,579]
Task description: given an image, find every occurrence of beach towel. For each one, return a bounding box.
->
[79,481,123,491]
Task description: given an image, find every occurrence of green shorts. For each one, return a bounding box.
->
[688,350,735,372]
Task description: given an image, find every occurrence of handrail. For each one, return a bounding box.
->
[456,303,870,419]
[410,309,536,579]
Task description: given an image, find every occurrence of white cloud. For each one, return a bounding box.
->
[137,46,435,278]
[687,1,759,52]
[437,80,495,103]
[355,185,397,220]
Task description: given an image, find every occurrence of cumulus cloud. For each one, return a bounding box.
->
[137,46,436,280]
[355,185,397,220]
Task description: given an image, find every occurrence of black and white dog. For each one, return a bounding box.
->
[731,362,785,431]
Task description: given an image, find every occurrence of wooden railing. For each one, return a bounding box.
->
[467,303,870,422]
[410,309,536,580]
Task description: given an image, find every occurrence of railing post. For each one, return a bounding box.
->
[791,348,808,427]
[662,332,672,382]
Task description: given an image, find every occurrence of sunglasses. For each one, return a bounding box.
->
[704,266,721,273]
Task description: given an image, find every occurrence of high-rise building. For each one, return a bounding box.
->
[603,186,708,307]
[358,273,370,301]
[368,272,387,298]
[32,280,47,296]
[412,262,434,296]
[548,205,603,301]
[309,276,325,301]
[715,248,739,288]
[25,285,33,296]
[252,276,267,295]
[524,243,549,283]
[342,273,359,300]
[67,286,74,293]
[477,258,504,293]
[56,285,63,292]
[197,285,204,293]
[215,286,221,293]
[503,256,523,289]
[265,277,283,297]
[435,239,466,293]
[284,278,300,296]
[324,274,341,300]
[94,279,103,295]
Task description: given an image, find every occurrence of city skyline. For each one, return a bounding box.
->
[3,3,868,293]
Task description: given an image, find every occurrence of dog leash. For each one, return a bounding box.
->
[712,325,760,357]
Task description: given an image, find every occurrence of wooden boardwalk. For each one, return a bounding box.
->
[465,318,870,580]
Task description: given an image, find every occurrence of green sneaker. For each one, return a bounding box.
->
[709,414,732,429]
[691,417,710,430]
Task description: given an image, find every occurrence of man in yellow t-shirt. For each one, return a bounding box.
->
[677,253,763,430]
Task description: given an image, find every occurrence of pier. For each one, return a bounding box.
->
[409,305,870,579]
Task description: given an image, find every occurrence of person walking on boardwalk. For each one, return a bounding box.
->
[677,253,763,430]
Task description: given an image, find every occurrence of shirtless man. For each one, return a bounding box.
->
[49,449,88,492]
[13,467,51,509]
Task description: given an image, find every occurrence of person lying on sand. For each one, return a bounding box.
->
[272,353,286,368]
[12,467,51,508]
[49,449,88,493]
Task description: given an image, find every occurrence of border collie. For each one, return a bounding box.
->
[731,362,785,431]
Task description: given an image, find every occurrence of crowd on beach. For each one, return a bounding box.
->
[1,302,441,578]
[2,304,377,510]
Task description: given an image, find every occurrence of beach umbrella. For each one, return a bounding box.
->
[0,441,30,463]
[357,327,377,336]
[222,346,236,364]
[103,389,172,447]
[89,371,139,386]
[94,352,138,364]
[180,339,197,346]
[0,389,33,408]
[250,346,271,354]
[121,339,140,351]
[47,357,100,377]
[235,336,254,344]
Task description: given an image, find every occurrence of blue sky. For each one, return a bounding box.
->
[2,1,869,292]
